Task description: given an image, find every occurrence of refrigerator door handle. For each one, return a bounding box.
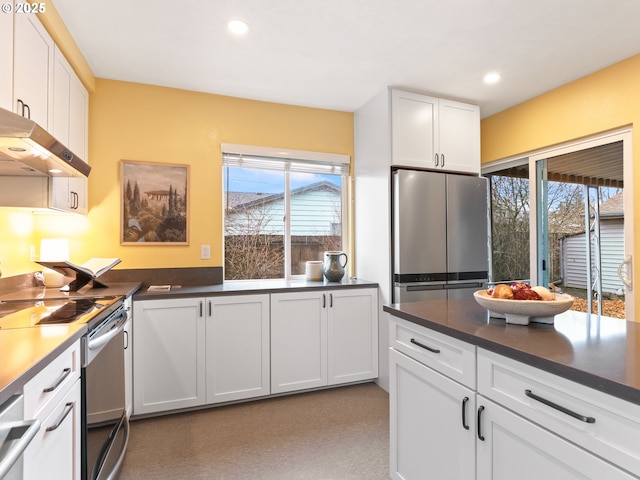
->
[405,284,445,292]
[444,282,485,290]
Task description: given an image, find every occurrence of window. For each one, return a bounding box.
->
[222,144,349,280]
[483,131,632,320]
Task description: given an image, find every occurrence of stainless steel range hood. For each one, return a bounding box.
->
[0,107,91,178]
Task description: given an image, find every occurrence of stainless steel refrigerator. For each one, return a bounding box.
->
[392,168,488,303]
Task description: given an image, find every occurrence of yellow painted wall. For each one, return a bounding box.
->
[0,4,354,278]
[0,80,353,276]
[481,53,640,315]
[87,80,353,268]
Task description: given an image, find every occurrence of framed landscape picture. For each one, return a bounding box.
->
[120,160,189,245]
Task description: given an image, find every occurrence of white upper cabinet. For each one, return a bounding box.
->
[391,89,480,173]
[13,11,54,129]
[52,45,88,160]
[0,3,13,110]
[391,90,438,168]
[50,46,89,214]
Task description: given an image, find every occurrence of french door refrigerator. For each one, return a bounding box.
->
[392,168,488,303]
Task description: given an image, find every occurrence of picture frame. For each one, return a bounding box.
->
[120,160,189,245]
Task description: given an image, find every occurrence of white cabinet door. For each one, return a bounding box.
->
[52,45,88,160]
[206,294,270,404]
[0,2,12,110]
[50,46,89,214]
[391,89,438,169]
[13,12,53,128]
[23,378,81,480]
[270,291,327,394]
[438,98,480,174]
[48,177,88,214]
[133,298,206,415]
[327,288,378,385]
[391,89,480,173]
[476,396,638,480]
[390,348,476,480]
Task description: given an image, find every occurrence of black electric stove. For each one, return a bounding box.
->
[0,296,123,331]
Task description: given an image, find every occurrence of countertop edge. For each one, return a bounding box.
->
[134,279,378,300]
[383,304,640,406]
[0,325,87,406]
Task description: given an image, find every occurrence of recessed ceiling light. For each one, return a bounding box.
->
[227,19,249,36]
[483,72,501,85]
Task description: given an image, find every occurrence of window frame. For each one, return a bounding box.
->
[482,128,634,319]
[221,144,350,280]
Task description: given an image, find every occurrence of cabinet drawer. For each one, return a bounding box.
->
[478,348,640,477]
[389,316,476,389]
[24,340,80,419]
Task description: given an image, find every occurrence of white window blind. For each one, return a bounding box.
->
[221,144,350,176]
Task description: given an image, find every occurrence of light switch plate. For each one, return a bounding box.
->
[200,244,211,260]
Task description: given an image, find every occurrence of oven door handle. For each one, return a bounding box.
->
[0,419,40,479]
[88,321,125,351]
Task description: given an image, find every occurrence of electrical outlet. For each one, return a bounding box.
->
[200,245,211,260]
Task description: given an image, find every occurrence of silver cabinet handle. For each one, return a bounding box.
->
[45,401,75,432]
[43,368,71,393]
[525,389,595,423]
[0,418,40,478]
[441,153,445,168]
[434,153,439,167]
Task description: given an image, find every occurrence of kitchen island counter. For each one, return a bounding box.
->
[384,298,640,405]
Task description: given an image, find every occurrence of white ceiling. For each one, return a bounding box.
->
[51,0,640,118]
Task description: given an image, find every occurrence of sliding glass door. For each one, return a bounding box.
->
[485,129,633,320]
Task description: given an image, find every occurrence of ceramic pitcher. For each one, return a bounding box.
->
[323,251,348,282]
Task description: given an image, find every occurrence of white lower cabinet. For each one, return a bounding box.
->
[328,288,378,385]
[206,294,270,404]
[476,396,637,480]
[133,294,271,415]
[271,288,378,394]
[133,287,378,415]
[23,379,81,480]
[389,348,475,480]
[389,316,640,480]
[271,291,328,394]
[23,340,81,480]
[133,298,206,415]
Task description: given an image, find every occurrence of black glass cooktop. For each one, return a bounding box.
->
[0,296,121,329]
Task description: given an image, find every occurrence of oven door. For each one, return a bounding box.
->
[83,310,129,480]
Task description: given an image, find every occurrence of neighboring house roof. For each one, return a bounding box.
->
[225,180,340,212]
[599,192,623,218]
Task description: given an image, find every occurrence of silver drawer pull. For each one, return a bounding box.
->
[525,389,596,424]
[45,402,75,432]
[410,338,440,354]
[43,368,71,393]
[0,418,40,478]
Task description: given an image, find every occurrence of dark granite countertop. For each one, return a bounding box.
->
[0,281,141,406]
[0,324,87,406]
[384,298,640,406]
[0,281,142,302]
[134,277,377,300]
